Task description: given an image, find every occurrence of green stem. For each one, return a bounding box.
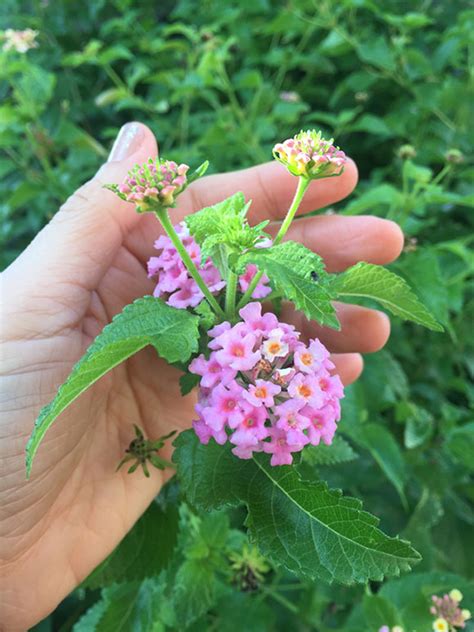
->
[260,586,299,614]
[236,176,311,309]
[155,210,225,318]
[431,164,451,186]
[225,270,238,319]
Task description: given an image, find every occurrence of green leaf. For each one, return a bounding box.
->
[173,430,420,584]
[332,262,443,331]
[96,579,169,632]
[302,436,358,466]
[357,36,396,71]
[357,423,408,506]
[173,559,217,627]
[26,297,199,476]
[403,404,434,449]
[445,423,474,471]
[239,241,339,329]
[179,371,200,396]
[82,495,179,589]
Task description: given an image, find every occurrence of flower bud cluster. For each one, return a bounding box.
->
[147,223,270,308]
[430,589,471,631]
[273,130,346,179]
[111,159,190,213]
[189,302,343,465]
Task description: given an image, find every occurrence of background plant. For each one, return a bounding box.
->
[1,0,473,630]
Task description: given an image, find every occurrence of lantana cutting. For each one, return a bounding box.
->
[105,129,347,468]
[25,127,442,589]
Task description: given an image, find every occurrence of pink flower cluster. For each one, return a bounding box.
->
[110,159,189,213]
[189,302,343,465]
[273,129,346,179]
[148,223,271,308]
[430,590,471,631]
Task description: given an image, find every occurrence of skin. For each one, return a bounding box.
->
[0,123,404,630]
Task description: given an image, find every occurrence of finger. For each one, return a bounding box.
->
[4,122,157,300]
[124,158,358,263]
[279,302,391,354]
[269,214,404,271]
[331,353,364,385]
[184,158,359,222]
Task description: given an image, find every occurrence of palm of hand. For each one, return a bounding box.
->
[0,125,402,629]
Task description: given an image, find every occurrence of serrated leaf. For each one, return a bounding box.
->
[332,262,443,331]
[173,430,420,585]
[26,297,199,476]
[239,241,339,329]
[302,436,358,466]
[96,579,168,632]
[173,559,217,627]
[82,497,179,589]
[356,423,408,506]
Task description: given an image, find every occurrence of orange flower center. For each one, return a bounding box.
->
[268,342,282,354]
[301,352,313,366]
[298,384,312,398]
[254,387,268,399]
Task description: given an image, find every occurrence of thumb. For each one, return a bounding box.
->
[6,122,158,297]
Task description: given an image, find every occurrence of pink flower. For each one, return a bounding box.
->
[193,418,227,445]
[189,303,344,464]
[239,302,279,335]
[262,427,309,466]
[215,331,261,371]
[262,329,289,362]
[230,403,269,452]
[288,373,324,408]
[199,383,244,433]
[274,399,310,443]
[303,405,338,445]
[319,373,344,402]
[189,354,236,389]
[243,379,281,407]
[294,339,329,373]
[239,264,272,299]
[157,264,188,293]
[167,278,203,308]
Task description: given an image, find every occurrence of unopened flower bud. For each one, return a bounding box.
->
[273,129,347,180]
[106,158,190,213]
[397,144,417,160]
[444,149,464,164]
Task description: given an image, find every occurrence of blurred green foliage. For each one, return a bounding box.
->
[1,0,473,630]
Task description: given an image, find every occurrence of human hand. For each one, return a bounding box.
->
[0,122,403,630]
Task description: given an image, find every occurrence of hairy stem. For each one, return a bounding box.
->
[156,210,225,317]
[237,176,311,309]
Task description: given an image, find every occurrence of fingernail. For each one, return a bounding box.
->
[108,122,144,162]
